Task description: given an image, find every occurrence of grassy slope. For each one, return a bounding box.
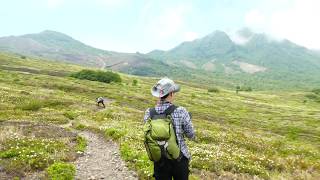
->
[0,53,319,179]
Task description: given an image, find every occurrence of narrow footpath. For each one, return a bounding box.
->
[75,131,137,180]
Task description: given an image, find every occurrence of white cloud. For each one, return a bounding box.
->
[244,0,320,49]
[95,0,130,9]
[144,4,191,39]
[46,0,64,9]
[183,31,198,41]
[229,32,251,45]
[245,9,266,31]
[269,0,320,49]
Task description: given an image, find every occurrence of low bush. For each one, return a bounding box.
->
[236,86,253,93]
[63,111,78,120]
[17,99,70,111]
[305,93,318,99]
[74,123,87,130]
[105,128,125,140]
[208,87,220,93]
[18,100,42,111]
[312,88,320,95]
[305,93,320,102]
[70,69,121,83]
[241,86,253,92]
[47,162,75,180]
[132,79,138,86]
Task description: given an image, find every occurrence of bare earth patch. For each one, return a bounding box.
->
[202,61,215,71]
[222,64,238,74]
[233,61,267,74]
[180,60,197,69]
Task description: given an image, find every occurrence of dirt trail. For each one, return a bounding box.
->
[75,131,137,180]
[0,121,137,180]
[97,57,107,70]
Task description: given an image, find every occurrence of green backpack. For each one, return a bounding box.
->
[143,105,181,162]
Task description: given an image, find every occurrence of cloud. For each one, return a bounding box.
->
[46,0,64,9]
[244,0,320,49]
[244,9,266,31]
[269,0,320,49]
[95,0,130,9]
[183,31,198,41]
[143,4,192,39]
[229,32,251,45]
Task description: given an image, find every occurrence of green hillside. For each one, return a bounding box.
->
[1,30,320,90]
[0,53,319,179]
[0,31,172,74]
[148,29,320,90]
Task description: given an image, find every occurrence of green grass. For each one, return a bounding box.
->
[0,136,72,177]
[0,52,319,179]
[75,136,87,153]
[47,162,76,180]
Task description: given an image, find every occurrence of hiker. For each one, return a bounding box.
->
[96,97,105,108]
[143,77,195,180]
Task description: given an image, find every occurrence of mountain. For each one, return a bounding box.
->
[1,29,320,89]
[148,29,320,89]
[164,31,234,61]
[0,30,106,66]
[0,30,172,76]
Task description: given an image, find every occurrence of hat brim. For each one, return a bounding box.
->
[151,84,180,98]
[173,84,180,93]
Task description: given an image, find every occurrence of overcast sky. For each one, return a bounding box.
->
[1,0,319,53]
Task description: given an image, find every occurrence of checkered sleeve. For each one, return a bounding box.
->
[179,107,195,139]
[143,108,150,122]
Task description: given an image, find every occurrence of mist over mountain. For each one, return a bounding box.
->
[148,29,320,89]
[149,29,320,73]
[0,29,320,89]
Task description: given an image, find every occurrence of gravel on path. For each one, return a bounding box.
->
[75,131,138,180]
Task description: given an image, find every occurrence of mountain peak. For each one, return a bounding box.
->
[40,30,66,35]
[21,30,74,42]
[206,30,230,39]
[165,30,235,60]
[39,30,73,39]
[237,28,254,38]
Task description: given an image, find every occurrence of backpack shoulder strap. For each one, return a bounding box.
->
[150,108,168,120]
[164,105,180,147]
[149,105,178,120]
[149,108,158,119]
[164,105,178,116]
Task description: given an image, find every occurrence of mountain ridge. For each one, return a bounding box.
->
[0,29,320,89]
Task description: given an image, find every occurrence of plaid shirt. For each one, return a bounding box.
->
[144,101,195,159]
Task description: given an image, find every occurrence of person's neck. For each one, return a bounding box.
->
[158,99,172,104]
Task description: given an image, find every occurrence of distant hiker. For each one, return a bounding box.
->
[143,77,195,180]
[96,97,105,108]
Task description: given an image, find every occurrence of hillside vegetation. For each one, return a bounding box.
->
[148,29,320,90]
[0,53,319,179]
[1,30,320,90]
